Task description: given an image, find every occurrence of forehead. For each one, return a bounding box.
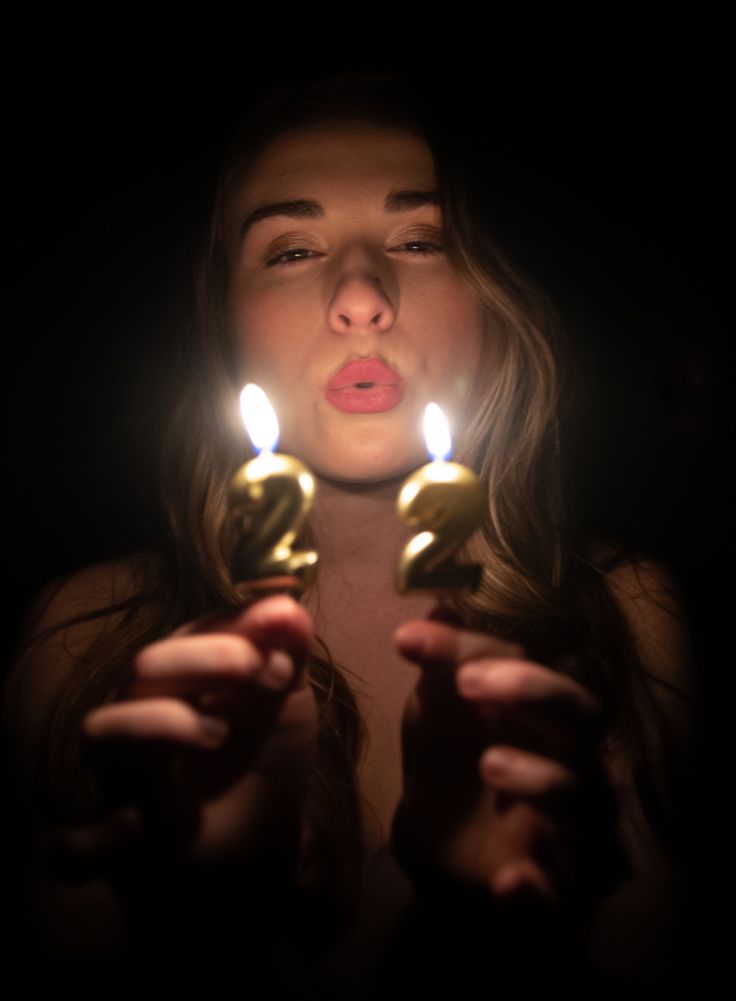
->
[231,122,437,213]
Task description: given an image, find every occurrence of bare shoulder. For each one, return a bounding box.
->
[15,549,159,641]
[2,549,162,761]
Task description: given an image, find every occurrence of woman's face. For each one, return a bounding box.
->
[224,121,487,482]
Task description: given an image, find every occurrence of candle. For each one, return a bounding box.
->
[395,403,484,595]
[228,384,318,587]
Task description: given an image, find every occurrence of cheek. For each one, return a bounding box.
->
[229,287,300,381]
[423,285,487,382]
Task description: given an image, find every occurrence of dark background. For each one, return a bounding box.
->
[4,7,732,990]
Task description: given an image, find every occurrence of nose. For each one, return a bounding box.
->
[327,254,396,336]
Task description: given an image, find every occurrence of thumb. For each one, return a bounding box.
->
[177,595,314,667]
[237,595,315,667]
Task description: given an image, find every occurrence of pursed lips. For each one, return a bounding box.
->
[324,358,405,414]
[325,358,403,391]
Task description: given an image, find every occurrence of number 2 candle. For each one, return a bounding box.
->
[395,403,484,595]
[228,384,318,587]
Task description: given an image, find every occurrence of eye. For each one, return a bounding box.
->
[392,234,442,258]
[264,236,444,268]
[396,241,442,258]
[265,246,322,268]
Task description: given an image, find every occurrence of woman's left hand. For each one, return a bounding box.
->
[390,615,628,906]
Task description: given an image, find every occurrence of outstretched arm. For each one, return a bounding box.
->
[382,557,698,995]
[3,561,320,994]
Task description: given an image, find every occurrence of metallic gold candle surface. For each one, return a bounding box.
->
[229,384,318,587]
[396,403,484,595]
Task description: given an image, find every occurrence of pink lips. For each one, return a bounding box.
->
[324,359,405,413]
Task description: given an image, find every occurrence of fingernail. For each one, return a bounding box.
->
[199,715,230,747]
[261,650,294,690]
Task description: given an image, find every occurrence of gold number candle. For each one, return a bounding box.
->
[229,384,318,586]
[396,403,484,595]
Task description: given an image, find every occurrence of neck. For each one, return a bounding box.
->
[308,473,413,589]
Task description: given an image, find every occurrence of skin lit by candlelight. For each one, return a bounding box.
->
[240,383,280,453]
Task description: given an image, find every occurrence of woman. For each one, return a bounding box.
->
[3,72,696,997]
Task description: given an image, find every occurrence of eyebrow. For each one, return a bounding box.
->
[239,189,440,243]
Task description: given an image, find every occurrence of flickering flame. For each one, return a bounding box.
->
[240,384,279,454]
[423,402,452,461]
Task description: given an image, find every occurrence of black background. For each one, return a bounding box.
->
[4,6,732,990]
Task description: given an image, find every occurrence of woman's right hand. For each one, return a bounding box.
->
[49,593,318,882]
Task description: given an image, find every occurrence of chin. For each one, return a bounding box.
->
[308,447,426,485]
[280,416,428,481]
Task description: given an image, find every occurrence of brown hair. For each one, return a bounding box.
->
[11,71,693,936]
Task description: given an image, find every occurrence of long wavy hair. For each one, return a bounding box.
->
[9,71,693,940]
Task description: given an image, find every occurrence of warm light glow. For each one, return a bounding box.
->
[423,402,452,461]
[240,384,280,454]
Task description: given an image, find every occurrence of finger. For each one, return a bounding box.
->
[176,596,313,679]
[238,596,314,661]
[456,659,603,759]
[127,634,266,697]
[479,746,580,805]
[45,808,142,883]
[456,659,600,720]
[192,651,296,715]
[83,699,230,750]
[395,619,524,667]
[491,859,557,902]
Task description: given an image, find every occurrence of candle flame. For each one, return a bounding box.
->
[240,384,280,453]
[423,402,452,461]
